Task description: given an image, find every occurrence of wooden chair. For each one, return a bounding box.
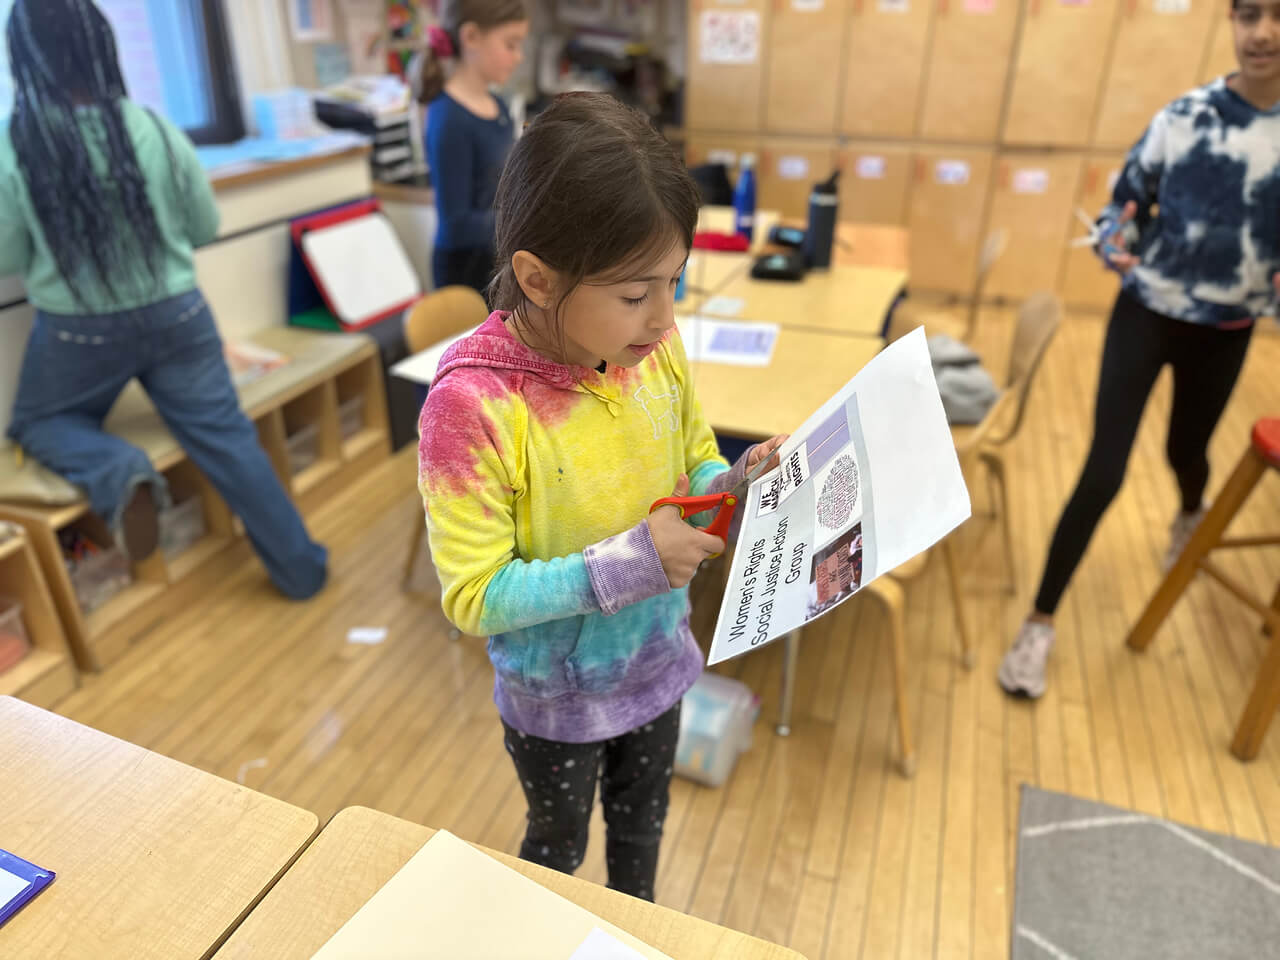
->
[1126,417,1280,762]
[956,290,1064,596]
[403,286,490,589]
[775,291,1061,778]
[887,228,1010,344]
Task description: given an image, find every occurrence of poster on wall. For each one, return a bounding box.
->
[699,11,760,65]
[289,0,334,41]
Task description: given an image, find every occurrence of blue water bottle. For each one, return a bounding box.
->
[733,153,757,243]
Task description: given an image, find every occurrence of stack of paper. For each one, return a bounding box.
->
[311,830,672,959]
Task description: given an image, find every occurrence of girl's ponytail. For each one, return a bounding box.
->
[414,26,455,104]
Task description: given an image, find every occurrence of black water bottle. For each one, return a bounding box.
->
[803,170,840,270]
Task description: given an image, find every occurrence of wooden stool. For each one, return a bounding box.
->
[1126,417,1280,762]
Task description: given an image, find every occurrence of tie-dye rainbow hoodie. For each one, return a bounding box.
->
[418,312,748,743]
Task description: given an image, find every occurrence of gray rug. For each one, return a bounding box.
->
[1012,786,1280,960]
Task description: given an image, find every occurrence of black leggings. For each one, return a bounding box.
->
[501,701,680,902]
[1034,292,1252,616]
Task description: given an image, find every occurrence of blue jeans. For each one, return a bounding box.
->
[7,290,328,599]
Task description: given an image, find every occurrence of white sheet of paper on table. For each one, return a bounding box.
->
[388,325,479,386]
[678,317,779,367]
[0,866,31,905]
[701,295,746,317]
[310,830,671,959]
[346,627,387,645]
[569,927,651,960]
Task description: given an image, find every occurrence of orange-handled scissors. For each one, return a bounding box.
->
[648,454,778,556]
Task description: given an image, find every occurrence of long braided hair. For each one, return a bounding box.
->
[7,0,168,308]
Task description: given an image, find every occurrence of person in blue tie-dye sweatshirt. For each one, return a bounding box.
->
[1000,0,1280,699]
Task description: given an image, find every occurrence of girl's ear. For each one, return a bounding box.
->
[511,250,558,308]
[457,21,483,53]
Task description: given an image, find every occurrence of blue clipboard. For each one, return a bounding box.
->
[0,849,55,927]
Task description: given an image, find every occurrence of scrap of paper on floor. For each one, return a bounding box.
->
[310,830,673,959]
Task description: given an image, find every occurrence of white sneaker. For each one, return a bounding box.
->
[1164,507,1207,572]
[998,621,1055,699]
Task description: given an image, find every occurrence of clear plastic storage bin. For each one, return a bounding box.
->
[675,672,761,787]
[286,423,320,474]
[68,547,132,614]
[159,496,206,560]
[0,597,30,674]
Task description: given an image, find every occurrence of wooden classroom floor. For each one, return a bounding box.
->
[53,311,1280,960]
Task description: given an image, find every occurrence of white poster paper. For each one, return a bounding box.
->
[792,0,825,9]
[1154,0,1189,12]
[699,10,760,64]
[935,160,970,185]
[879,0,911,11]
[1012,168,1050,195]
[706,329,970,665]
[778,155,810,181]
[855,155,887,180]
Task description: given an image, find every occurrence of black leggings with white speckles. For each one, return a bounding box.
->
[501,701,681,902]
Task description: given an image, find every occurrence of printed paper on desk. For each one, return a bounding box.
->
[311,830,671,959]
[706,328,971,666]
[678,317,779,367]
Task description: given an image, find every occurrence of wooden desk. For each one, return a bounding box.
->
[0,697,318,959]
[216,806,807,960]
[687,326,884,441]
[698,265,908,339]
[700,207,910,272]
[684,250,750,298]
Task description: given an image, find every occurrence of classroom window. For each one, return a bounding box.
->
[0,0,243,144]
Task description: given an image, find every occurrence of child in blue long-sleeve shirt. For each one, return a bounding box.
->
[416,0,528,293]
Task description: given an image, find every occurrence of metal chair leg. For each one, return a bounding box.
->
[775,631,800,736]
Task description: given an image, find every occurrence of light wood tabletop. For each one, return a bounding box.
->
[0,696,318,959]
[686,326,885,441]
[215,805,808,960]
[696,264,907,339]
[682,250,751,303]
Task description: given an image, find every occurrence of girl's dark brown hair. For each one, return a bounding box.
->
[492,92,701,363]
[415,0,527,105]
